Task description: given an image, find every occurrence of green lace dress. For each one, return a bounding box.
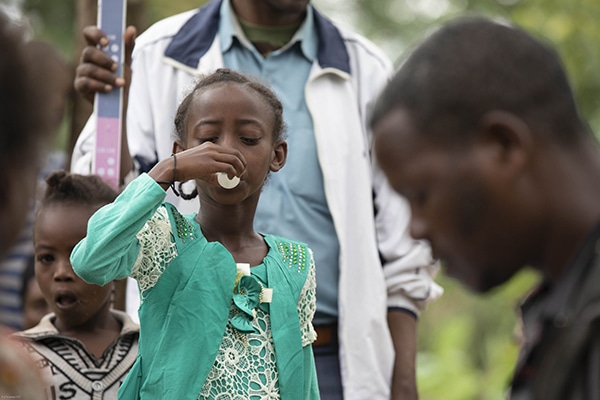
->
[71,174,320,400]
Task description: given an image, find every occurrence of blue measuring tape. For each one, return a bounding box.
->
[93,0,126,190]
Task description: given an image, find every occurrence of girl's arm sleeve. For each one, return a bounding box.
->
[71,173,168,286]
[299,248,317,347]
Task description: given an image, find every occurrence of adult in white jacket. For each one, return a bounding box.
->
[72,1,442,398]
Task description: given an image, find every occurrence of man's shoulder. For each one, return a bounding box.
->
[133,8,201,52]
[330,20,392,73]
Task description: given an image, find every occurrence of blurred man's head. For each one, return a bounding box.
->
[0,13,67,257]
[371,17,594,292]
[0,11,45,256]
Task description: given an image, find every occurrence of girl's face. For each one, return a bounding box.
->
[181,83,286,203]
[34,204,113,332]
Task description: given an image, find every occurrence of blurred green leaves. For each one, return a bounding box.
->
[417,270,540,399]
[351,0,600,134]
[147,0,207,22]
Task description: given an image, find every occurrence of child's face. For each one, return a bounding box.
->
[34,204,113,331]
[184,83,286,202]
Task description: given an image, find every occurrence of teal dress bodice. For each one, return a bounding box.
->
[71,174,319,399]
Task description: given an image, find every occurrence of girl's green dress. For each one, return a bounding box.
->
[71,174,320,400]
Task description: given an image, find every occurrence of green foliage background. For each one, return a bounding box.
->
[351,0,600,134]
[20,1,599,398]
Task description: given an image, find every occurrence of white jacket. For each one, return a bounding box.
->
[72,2,442,398]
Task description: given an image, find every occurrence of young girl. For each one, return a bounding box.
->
[13,171,139,399]
[71,69,320,400]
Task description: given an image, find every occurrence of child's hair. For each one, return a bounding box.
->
[174,68,287,143]
[39,171,118,211]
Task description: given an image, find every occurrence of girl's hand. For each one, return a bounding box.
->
[148,142,247,187]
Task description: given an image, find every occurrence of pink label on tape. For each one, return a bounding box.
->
[94,116,120,189]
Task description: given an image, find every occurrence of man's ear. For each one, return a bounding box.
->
[172,140,185,154]
[475,110,534,175]
[270,140,287,172]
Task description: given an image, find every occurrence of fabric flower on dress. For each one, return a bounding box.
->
[231,275,262,333]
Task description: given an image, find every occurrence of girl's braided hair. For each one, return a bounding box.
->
[39,170,118,211]
[174,68,287,144]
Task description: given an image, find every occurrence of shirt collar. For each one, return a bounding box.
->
[13,310,139,340]
[164,0,349,74]
[294,4,318,61]
[521,223,600,322]
[219,0,317,62]
[218,0,241,53]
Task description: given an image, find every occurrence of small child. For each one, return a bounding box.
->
[12,171,139,399]
[70,69,320,399]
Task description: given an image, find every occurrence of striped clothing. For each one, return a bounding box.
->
[12,310,139,400]
[0,213,34,329]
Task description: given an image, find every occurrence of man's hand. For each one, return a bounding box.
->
[74,25,136,104]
